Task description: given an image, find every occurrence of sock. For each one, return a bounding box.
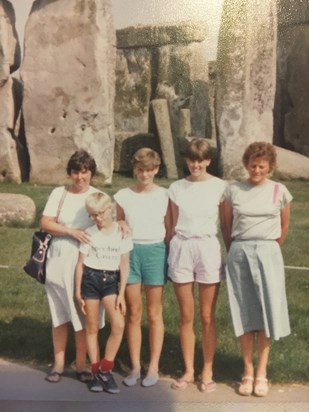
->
[91,362,100,374]
[100,358,114,372]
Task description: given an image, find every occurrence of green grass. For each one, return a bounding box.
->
[0,177,308,383]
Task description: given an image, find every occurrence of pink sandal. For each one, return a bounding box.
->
[199,380,216,393]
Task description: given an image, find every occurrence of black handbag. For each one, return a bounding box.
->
[23,231,53,283]
[23,187,67,284]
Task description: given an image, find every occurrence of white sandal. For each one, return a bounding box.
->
[254,377,269,397]
[238,376,254,396]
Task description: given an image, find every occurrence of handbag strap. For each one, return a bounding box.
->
[56,186,68,222]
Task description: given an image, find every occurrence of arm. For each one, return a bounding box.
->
[75,252,86,314]
[276,203,291,245]
[116,251,130,315]
[219,199,234,252]
[40,215,91,244]
[115,203,131,238]
[169,200,179,239]
[164,199,173,245]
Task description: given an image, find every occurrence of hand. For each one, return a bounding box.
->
[115,294,126,316]
[117,220,131,238]
[76,294,86,315]
[71,229,91,244]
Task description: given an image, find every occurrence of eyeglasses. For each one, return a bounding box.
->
[89,207,111,220]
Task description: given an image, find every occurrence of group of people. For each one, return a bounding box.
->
[40,139,292,398]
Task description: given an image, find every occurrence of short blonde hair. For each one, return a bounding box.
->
[185,138,212,161]
[131,148,161,170]
[85,192,112,214]
[242,141,277,172]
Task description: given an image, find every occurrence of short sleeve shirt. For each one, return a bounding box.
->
[80,224,133,270]
[223,180,293,240]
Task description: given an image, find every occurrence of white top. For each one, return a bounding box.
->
[43,185,99,229]
[80,224,133,270]
[114,186,169,243]
[168,177,227,238]
[223,180,293,240]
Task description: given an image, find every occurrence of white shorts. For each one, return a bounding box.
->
[168,234,222,284]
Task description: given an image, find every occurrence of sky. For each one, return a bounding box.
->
[10,0,224,59]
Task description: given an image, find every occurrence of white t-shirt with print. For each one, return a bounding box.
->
[80,223,133,270]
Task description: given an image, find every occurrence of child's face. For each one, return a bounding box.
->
[134,165,159,185]
[246,156,270,185]
[89,204,113,229]
[186,158,210,178]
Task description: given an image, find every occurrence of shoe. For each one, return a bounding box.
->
[88,375,103,393]
[238,376,254,396]
[142,372,159,387]
[45,371,63,383]
[76,370,92,383]
[199,380,216,393]
[171,378,194,390]
[97,371,120,394]
[123,370,141,387]
[254,377,269,397]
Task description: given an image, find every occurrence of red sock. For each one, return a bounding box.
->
[91,362,100,374]
[100,358,114,372]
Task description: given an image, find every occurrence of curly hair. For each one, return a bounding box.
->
[185,138,212,161]
[242,142,277,172]
[66,150,97,177]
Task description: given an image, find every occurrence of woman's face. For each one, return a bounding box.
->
[69,168,92,193]
[246,157,270,185]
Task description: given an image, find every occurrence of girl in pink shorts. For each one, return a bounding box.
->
[168,138,227,392]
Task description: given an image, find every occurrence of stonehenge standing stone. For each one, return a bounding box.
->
[0,0,21,182]
[216,0,277,179]
[275,0,309,156]
[151,99,178,179]
[21,0,116,184]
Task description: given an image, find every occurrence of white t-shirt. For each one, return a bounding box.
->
[80,223,133,270]
[223,180,293,240]
[114,187,169,243]
[168,177,227,238]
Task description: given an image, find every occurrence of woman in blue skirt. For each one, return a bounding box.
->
[220,142,292,397]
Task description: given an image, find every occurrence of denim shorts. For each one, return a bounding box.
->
[128,241,167,285]
[81,266,119,300]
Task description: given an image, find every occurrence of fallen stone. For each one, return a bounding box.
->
[0,193,36,226]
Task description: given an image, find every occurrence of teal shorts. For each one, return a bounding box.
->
[128,242,168,285]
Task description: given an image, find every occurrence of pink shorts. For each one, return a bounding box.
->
[168,234,222,284]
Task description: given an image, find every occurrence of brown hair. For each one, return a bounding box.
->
[131,148,161,169]
[66,150,97,177]
[242,141,277,172]
[185,138,212,161]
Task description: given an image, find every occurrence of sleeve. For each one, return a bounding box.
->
[219,180,228,203]
[120,236,133,254]
[113,189,126,208]
[280,184,293,208]
[221,183,232,203]
[42,186,65,217]
[168,182,178,204]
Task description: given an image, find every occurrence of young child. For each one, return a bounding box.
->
[114,148,171,387]
[168,138,227,391]
[75,192,132,393]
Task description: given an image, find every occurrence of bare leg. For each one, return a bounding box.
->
[125,283,142,374]
[198,282,220,384]
[83,299,100,365]
[256,330,271,378]
[144,285,164,377]
[51,323,68,373]
[102,294,125,361]
[173,282,195,382]
[238,331,255,395]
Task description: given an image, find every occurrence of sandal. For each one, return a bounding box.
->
[238,376,254,396]
[254,377,269,397]
[76,370,92,383]
[45,371,63,383]
[171,378,194,390]
[199,380,216,393]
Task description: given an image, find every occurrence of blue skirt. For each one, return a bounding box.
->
[226,240,290,340]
